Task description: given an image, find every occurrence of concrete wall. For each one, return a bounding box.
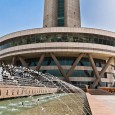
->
[1,42,115,59]
[0,85,57,99]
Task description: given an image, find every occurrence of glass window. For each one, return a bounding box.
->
[42,58,56,66]
[70,70,95,77]
[94,58,106,67]
[1,33,115,50]
[27,35,36,44]
[57,0,64,26]
[94,38,99,44]
[26,58,38,66]
[22,37,27,45]
[78,58,91,66]
[40,70,62,77]
[36,34,41,43]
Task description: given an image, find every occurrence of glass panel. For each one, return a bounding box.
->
[1,33,115,50]
[42,58,56,66]
[70,70,95,77]
[58,0,64,26]
[40,70,62,77]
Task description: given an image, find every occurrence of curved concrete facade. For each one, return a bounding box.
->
[0,27,115,88]
[1,27,115,42]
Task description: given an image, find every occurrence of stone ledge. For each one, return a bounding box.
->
[0,85,57,99]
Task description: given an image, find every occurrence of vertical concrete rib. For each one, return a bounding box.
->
[12,57,16,66]
[50,53,70,82]
[43,0,81,27]
[36,54,45,71]
[88,54,101,88]
[66,53,84,77]
[43,0,57,27]
[88,55,114,88]
[18,56,29,69]
[64,0,81,27]
[100,57,114,77]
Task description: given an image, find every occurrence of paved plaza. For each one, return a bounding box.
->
[94,95,115,113]
[87,93,115,115]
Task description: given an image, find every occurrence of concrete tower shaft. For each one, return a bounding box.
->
[43,0,81,28]
[65,0,81,27]
[43,0,57,27]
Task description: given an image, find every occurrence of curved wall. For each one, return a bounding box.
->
[1,33,115,51]
[1,27,115,42]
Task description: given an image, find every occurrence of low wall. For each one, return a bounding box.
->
[0,85,57,99]
[99,87,115,93]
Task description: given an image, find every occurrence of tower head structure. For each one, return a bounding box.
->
[43,0,81,28]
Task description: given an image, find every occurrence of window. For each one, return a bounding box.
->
[1,33,115,50]
[57,0,64,26]
[40,70,62,77]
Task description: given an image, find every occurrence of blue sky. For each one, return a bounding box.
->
[0,0,115,37]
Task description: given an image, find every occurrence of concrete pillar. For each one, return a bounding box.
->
[64,0,81,27]
[12,57,16,66]
[36,54,45,71]
[50,53,70,82]
[66,53,84,77]
[18,56,29,69]
[43,0,57,27]
[88,54,101,88]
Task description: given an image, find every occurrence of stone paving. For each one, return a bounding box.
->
[94,95,115,114]
[87,93,115,115]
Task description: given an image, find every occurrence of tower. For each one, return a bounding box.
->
[43,0,81,28]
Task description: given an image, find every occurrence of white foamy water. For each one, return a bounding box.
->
[9,103,18,106]
[24,101,29,103]
[22,105,32,108]
[8,108,19,111]
[0,112,3,115]
[0,106,7,109]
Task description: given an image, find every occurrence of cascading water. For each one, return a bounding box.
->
[0,64,92,115]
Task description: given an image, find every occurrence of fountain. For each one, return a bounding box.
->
[0,64,92,115]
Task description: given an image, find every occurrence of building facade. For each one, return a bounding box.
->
[0,0,115,88]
